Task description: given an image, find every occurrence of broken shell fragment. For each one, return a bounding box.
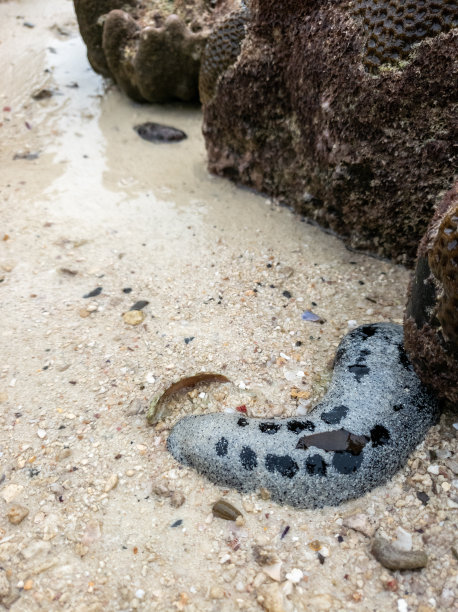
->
[146,373,230,425]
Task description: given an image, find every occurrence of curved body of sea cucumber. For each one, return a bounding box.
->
[167,323,439,508]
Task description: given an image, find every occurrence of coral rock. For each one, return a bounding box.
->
[404,182,458,406]
[201,0,457,263]
[74,0,241,103]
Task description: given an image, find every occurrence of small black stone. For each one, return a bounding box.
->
[134,122,187,143]
[171,519,183,528]
[184,336,195,344]
[416,491,430,506]
[130,300,149,311]
[83,286,102,298]
[237,417,248,427]
[282,290,292,298]
[122,287,132,293]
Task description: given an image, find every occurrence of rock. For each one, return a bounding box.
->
[209,586,225,599]
[7,504,29,525]
[342,513,375,538]
[371,535,428,571]
[104,474,118,492]
[404,182,458,407]
[394,527,412,553]
[257,582,287,612]
[1,484,23,503]
[122,310,145,326]
[263,562,282,582]
[285,568,303,584]
[73,0,241,103]
[134,122,187,143]
[201,0,456,264]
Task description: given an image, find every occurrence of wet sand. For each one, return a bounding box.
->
[0,1,457,611]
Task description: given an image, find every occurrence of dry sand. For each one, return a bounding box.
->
[0,1,457,610]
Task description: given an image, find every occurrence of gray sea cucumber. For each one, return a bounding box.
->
[167,323,439,508]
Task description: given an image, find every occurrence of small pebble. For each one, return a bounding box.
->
[394,527,412,552]
[37,428,47,439]
[347,320,358,329]
[285,568,303,583]
[427,465,440,475]
[7,504,29,525]
[343,513,375,537]
[83,287,102,298]
[123,310,145,325]
[104,474,118,492]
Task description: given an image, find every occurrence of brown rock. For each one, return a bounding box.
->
[7,504,29,525]
[201,0,457,264]
[404,182,458,407]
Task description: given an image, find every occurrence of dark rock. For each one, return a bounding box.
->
[404,182,458,407]
[73,0,241,103]
[201,0,457,264]
[134,122,187,143]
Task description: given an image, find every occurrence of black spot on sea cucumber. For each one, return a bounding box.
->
[265,454,299,479]
[348,364,370,381]
[240,446,257,470]
[321,405,349,425]
[287,420,315,433]
[332,451,364,474]
[305,454,328,476]
[237,417,248,427]
[259,422,282,434]
[215,437,228,457]
[393,403,404,412]
[398,343,413,370]
[370,424,390,447]
[359,324,377,338]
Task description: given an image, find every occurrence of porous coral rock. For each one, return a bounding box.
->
[404,182,458,406]
[74,0,240,102]
[201,0,457,263]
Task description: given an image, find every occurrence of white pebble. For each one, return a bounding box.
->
[397,599,408,612]
[135,589,145,600]
[37,429,47,439]
[296,400,311,416]
[285,568,303,584]
[347,320,358,330]
[145,372,155,384]
[427,465,440,475]
[453,423,458,430]
[395,527,412,552]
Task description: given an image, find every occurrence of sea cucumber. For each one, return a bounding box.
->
[167,323,439,508]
